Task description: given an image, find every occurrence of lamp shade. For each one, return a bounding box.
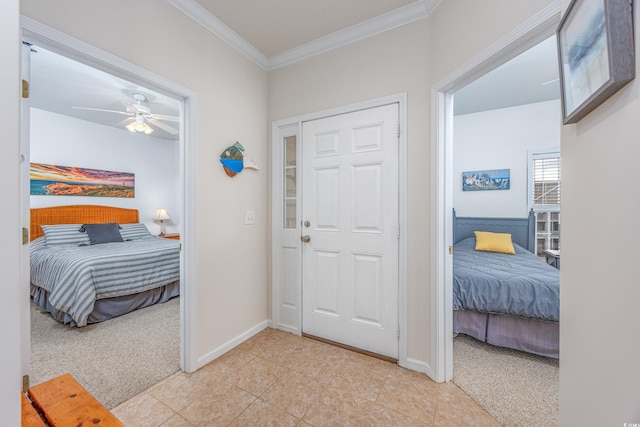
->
[153,208,171,221]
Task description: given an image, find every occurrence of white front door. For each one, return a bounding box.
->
[301,104,399,359]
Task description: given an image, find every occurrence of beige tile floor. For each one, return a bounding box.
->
[112,328,500,426]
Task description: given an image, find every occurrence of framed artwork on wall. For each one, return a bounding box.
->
[462,169,510,191]
[30,163,135,198]
[557,0,635,124]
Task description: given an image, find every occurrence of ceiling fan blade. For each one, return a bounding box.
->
[149,113,180,122]
[148,118,179,135]
[72,106,133,116]
[116,118,134,127]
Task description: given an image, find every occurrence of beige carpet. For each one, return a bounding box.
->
[453,335,559,426]
[30,297,180,409]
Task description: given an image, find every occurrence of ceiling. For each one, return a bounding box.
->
[29,45,182,141]
[28,1,560,138]
[194,0,417,57]
[454,35,560,116]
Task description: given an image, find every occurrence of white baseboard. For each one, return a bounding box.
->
[273,324,300,336]
[405,357,432,378]
[196,320,269,369]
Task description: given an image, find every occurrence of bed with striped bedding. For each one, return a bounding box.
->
[30,223,180,327]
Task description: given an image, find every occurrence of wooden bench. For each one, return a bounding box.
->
[22,374,124,427]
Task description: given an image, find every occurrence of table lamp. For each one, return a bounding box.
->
[153,208,171,236]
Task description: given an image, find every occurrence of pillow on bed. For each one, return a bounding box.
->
[42,224,91,246]
[80,222,124,245]
[119,223,153,240]
[474,231,516,254]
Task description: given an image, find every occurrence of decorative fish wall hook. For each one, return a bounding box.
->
[219,142,245,177]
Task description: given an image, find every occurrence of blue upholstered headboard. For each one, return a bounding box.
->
[453,209,536,253]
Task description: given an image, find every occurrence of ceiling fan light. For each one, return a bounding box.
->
[125,117,153,134]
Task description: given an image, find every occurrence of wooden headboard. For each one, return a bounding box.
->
[30,205,139,241]
[453,208,536,253]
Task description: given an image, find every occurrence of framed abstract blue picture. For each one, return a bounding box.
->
[462,169,510,191]
[557,0,635,124]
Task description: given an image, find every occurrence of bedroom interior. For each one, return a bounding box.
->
[450,34,561,425]
[4,0,640,425]
[28,46,183,407]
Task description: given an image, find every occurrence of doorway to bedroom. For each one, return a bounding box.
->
[446,34,561,426]
[21,26,192,409]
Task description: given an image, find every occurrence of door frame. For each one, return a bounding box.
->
[271,93,409,368]
[429,3,560,382]
[20,16,199,373]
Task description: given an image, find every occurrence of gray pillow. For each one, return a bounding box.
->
[80,223,124,245]
[41,224,91,246]
[119,223,153,240]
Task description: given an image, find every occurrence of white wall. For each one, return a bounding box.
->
[0,0,23,422]
[21,0,269,373]
[453,100,560,217]
[30,108,180,235]
[559,0,640,424]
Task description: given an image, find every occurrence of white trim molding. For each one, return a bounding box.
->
[197,320,269,369]
[165,0,270,69]
[268,0,441,70]
[430,0,560,383]
[166,0,440,71]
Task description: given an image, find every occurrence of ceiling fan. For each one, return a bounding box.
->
[72,93,179,135]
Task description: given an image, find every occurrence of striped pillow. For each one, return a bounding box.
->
[41,224,90,246]
[119,223,153,240]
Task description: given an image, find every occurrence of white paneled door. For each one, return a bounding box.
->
[301,104,399,359]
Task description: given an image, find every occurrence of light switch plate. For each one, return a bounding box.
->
[245,210,255,225]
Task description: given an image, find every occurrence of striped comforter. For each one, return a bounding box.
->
[30,236,180,327]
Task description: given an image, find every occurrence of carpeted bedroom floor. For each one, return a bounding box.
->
[453,334,560,426]
[30,297,180,409]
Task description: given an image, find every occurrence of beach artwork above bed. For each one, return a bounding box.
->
[30,163,135,198]
[462,168,510,191]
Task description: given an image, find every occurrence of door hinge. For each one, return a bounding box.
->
[449,245,453,255]
[23,375,29,393]
[22,80,29,99]
[397,123,400,138]
[397,224,400,239]
[22,227,29,245]
[397,326,400,341]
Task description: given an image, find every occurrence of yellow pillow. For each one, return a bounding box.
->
[474,231,516,254]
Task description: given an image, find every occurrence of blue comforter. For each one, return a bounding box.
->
[453,237,559,322]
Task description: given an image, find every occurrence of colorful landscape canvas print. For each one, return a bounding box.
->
[30,163,135,198]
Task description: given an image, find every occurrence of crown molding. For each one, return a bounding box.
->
[166,0,270,69]
[166,0,439,71]
[267,0,440,70]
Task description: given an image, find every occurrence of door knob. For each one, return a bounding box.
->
[301,235,311,243]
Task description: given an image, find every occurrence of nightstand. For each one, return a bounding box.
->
[157,233,180,240]
[543,249,560,269]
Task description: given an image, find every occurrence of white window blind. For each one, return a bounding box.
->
[532,152,560,209]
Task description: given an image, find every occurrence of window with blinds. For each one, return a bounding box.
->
[530,151,561,257]
[532,153,561,209]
